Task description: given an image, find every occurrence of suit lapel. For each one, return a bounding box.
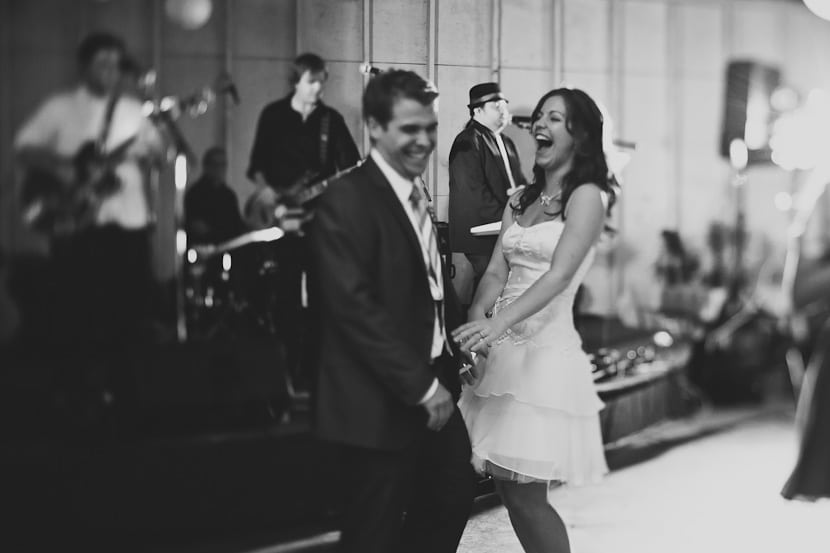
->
[503,137,521,185]
[475,121,511,198]
[362,158,429,277]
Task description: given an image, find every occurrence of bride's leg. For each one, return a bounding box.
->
[495,479,570,553]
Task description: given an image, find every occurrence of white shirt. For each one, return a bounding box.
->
[14,86,162,229]
[370,149,442,403]
[494,132,518,192]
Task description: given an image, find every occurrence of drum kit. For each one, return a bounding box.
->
[129,71,303,342]
[183,225,290,340]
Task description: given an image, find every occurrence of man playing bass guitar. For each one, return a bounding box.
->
[245,52,360,393]
[14,32,166,402]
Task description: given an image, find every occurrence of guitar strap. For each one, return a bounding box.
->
[96,91,122,154]
[319,109,330,169]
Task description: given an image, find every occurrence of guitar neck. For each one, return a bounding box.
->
[292,162,362,206]
[295,179,329,205]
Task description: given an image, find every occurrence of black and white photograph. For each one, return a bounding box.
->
[1,1,830,551]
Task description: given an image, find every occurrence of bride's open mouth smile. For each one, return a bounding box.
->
[534,133,553,150]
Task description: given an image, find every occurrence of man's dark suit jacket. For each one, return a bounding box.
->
[309,156,465,451]
[448,120,525,256]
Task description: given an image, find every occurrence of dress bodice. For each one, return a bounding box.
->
[493,218,595,346]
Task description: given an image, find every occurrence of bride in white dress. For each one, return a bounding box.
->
[452,88,618,553]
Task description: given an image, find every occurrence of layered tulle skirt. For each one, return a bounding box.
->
[458,327,608,485]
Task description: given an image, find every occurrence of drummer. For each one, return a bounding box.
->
[185,146,247,246]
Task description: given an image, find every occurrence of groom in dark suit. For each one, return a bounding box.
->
[309,70,477,553]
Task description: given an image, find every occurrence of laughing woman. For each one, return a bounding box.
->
[453,88,618,553]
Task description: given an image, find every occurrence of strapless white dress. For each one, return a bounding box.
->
[458,218,609,484]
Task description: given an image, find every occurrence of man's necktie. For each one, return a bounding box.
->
[409,183,443,301]
[409,182,450,355]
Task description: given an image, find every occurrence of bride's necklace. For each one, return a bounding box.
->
[539,190,561,207]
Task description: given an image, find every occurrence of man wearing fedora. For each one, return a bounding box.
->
[448,82,525,299]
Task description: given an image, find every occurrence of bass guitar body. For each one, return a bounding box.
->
[21,136,135,237]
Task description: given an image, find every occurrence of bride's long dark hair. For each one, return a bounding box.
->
[512,88,618,222]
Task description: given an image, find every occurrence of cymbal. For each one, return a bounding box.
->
[190,226,285,260]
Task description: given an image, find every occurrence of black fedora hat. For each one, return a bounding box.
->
[467,82,507,108]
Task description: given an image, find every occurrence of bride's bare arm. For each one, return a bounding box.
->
[467,203,514,321]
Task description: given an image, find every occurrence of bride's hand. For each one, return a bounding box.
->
[452,317,507,355]
[466,306,486,323]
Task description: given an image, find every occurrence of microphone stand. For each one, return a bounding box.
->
[148,108,197,343]
[140,72,239,343]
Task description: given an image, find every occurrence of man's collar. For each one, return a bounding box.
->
[289,94,325,116]
[369,149,414,204]
[470,118,501,136]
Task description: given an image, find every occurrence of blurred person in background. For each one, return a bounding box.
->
[449,82,525,302]
[185,146,245,246]
[14,31,167,411]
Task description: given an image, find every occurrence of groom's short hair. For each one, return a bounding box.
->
[362,69,438,127]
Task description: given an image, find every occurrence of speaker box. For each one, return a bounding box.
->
[720,60,781,165]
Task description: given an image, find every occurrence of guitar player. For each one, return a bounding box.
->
[245,52,360,394]
[14,32,166,402]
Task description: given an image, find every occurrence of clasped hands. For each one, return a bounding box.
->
[452,316,507,357]
[421,317,506,432]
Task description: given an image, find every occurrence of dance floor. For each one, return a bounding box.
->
[458,401,830,553]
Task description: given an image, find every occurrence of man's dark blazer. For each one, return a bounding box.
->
[309,156,465,451]
[448,119,525,256]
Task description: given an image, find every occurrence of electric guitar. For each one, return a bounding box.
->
[245,163,361,231]
[20,135,137,237]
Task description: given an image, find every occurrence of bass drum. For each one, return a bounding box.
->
[185,241,290,340]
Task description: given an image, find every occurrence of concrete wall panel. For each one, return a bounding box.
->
[620,74,673,251]
[622,0,668,77]
[679,77,722,154]
[373,0,428,64]
[562,0,610,73]
[300,0,362,62]
[437,0,491,67]
[501,0,554,70]
[86,0,153,58]
[324,60,365,154]
[10,0,80,54]
[233,0,296,59]
[501,67,553,117]
[782,8,830,95]
[676,3,723,79]
[730,1,786,66]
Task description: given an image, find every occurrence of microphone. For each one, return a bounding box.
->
[215,72,240,105]
[511,115,533,130]
[359,62,382,76]
[227,83,240,105]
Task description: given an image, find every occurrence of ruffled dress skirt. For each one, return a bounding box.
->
[458,305,609,485]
